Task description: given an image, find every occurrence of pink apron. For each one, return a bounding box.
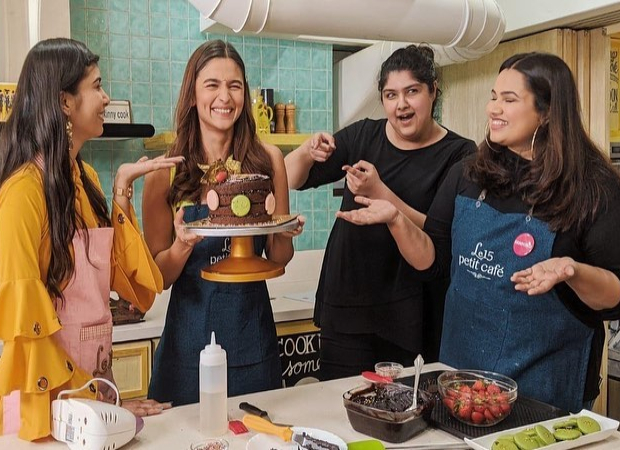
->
[3,227,116,434]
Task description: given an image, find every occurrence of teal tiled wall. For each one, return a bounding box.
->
[70,0,337,250]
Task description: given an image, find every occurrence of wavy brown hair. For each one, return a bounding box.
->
[467,52,620,233]
[168,40,272,205]
[0,38,110,302]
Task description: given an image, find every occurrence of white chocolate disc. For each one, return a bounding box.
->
[206,190,219,210]
[265,192,276,215]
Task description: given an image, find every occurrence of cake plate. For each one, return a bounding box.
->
[184,214,299,282]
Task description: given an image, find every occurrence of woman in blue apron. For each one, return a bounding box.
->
[142,40,303,406]
[337,52,620,412]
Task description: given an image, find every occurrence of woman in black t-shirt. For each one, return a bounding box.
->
[338,52,620,412]
[284,45,475,380]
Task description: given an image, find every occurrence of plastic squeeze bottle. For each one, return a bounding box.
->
[199,331,228,436]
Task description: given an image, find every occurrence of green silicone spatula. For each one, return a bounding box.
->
[347,440,470,450]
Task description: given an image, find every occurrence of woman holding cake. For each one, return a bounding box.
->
[143,40,301,405]
[336,52,620,412]
[284,44,476,380]
[0,38,179,441]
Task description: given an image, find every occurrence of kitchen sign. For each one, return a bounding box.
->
[104,100,132,124]
[278,329,320,387]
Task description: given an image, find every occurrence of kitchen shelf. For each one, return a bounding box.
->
[95,123,155,140]
[143,131,310,152]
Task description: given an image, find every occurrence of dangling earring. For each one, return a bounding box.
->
[530,125,540,160]
[484,122,500,152]
[66,119,73,153]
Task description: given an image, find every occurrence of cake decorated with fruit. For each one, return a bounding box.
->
[199,156,276,225]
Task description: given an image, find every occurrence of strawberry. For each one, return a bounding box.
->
[489,404,503,418]
[471,411,485,424]
[458,404,472,421]
[215,170,228,183]
[472,380,485,391]
[499,401,512,414]
[484,408,495,422]
[487,383,501,395]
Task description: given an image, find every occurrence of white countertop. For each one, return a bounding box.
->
[3,363,619,449]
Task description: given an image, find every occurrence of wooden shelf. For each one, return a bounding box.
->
[143,131,310,152]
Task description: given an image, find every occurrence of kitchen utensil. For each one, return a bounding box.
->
[239,402,271,422]
[238,402,292,427]
[362,371,393,384]
[347,440,469,450]
[52,378,142,450]
[406,354,424,411]
[242,415,346,449]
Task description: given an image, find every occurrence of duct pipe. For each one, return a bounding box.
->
[191,0,505,53]
[190,0,506,128]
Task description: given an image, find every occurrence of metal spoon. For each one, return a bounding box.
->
[406,354,424,411]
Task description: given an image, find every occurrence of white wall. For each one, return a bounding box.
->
[498,0,620,39]
[0,0,70,82]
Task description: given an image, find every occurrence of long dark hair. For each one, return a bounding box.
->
[169,39,272,205]
[0,38,111,301]
[468,52,620,233]
[378,44,442,117]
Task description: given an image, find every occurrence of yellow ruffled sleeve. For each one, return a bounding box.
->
[0,165,95,441]
[79,163,164,313]
[110,200,163,313]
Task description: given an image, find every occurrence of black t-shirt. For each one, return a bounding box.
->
[424,152,620,400]
[300,118,476,353]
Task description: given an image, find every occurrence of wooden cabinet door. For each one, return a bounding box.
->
[112,340,152,400]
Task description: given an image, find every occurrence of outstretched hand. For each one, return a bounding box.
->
[336,196,399,226]
[511,257,577,295]
[115,155,185,188]
[306,132,336,162]
[342,160,385,197]
[122,398,172,417]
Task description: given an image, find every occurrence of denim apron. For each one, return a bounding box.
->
[148,204,281,406]
[439,192,593,412]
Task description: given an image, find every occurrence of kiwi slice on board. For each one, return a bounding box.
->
[554,428,582,440]
[491,440,519,450]
[576,416,602,434]
[513,431,542,450]
[534,424,556,445]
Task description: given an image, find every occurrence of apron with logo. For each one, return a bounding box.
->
[148,203,281,406]
[439,192,593,412]
[2,228,115,435]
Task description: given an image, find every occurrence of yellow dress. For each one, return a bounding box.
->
[0,161,163,441]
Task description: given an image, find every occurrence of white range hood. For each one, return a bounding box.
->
[190,0,506,127]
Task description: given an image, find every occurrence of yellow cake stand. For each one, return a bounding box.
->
[184,214,299,282]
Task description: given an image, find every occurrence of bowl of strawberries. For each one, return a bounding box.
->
[437,369,517,427]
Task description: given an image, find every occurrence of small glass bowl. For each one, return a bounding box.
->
[190,438,229,450]
[374,361,404,379]
[437,369,518,427]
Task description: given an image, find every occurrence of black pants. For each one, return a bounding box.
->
[319,327,416,381]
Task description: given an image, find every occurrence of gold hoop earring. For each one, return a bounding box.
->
[66,119,73,153]
[484,122,500,152]
[530,125,540,160]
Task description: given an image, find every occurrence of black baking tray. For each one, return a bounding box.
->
[398,371,567,439]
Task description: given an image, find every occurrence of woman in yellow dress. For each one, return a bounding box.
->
[0,38,182,441]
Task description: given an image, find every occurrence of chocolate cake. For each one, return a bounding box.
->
[205,174,276,225]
